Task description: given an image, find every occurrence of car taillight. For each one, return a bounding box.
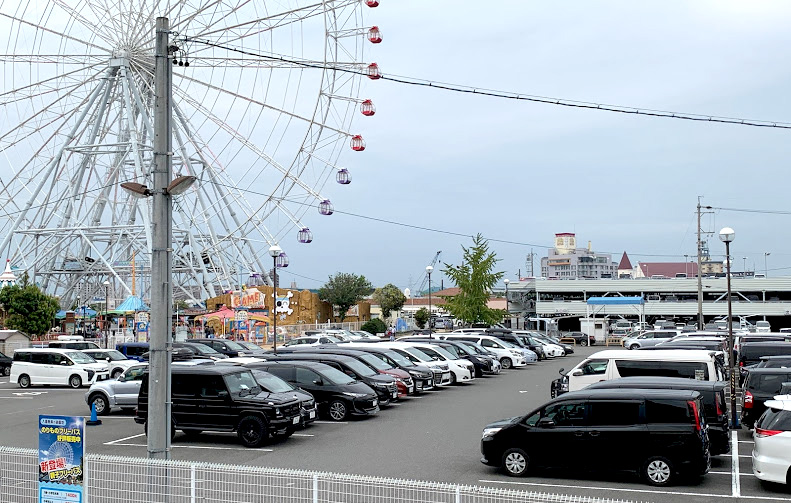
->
[755,428,783,438]
[739,361,744,367]
[715,394,723,417]
[744,390,753,409]
[688,400,702,432]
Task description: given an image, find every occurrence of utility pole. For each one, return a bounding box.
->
[148,16,173,460]
[697,197,712,330]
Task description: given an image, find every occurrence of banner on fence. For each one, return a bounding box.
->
[38,415,85,503]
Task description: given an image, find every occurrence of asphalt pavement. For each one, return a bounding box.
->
[2,345,791,502]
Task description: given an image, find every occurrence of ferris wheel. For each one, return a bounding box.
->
[0,0,382,306]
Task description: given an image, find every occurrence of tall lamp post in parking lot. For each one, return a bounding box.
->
[426,265,433,339]
[719,226,739,429]
[269,244,282,354]
[103,280,110,348]
[504,279,510,327]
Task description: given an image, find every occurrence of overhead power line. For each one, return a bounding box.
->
[182,36,791,131]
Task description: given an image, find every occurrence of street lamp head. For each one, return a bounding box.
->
[166,175,197,195]
[719,227,735,243]
[120,182,151,198]
[268,244,282,257]
[103,280,110,286]
[504,278,510,285]
[425,265,433,274]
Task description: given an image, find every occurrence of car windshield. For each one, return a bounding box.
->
[238,342,261,351]
[251,369,296,393]
[224,370,262,395]
[186,343,220,354]
[0,351,6,358]
[382,350,412,367]
[439,345,462,358]
[498,340,517,349]
[66,351,96,364]
[401,347,433,362]
[449,344,472,356]
[222,340,246,351]
[318,366,356,385]
[417,347,448,361]
[459,341,487,354]
[103,350,127,361]
[343,358,377,377]
[358,353,391,371]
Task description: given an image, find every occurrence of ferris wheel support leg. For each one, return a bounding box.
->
[0,69,110,258]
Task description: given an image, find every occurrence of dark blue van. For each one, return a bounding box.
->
[116,342,150,362]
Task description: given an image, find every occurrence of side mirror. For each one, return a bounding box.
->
[60,361,68,366]
[558,368,565,376]
[312,379,323,386]
[537,417,555,428]
[217,391,229,398]
[106,357,111,362]
[572,370,584,377]
[117,374,125,382]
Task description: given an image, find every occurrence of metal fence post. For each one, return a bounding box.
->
[455,484,460,503]
[190,463,196,503]
[312,473,318,503]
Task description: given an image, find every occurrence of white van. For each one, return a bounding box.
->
[440,334,527,369]
[550,349,724,397]
[10,348,110,388]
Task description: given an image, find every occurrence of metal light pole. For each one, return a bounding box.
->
[504,279,510,327]
[743,257,747,275]
[103,281,110,348]
[719,227,739,429]
[426,265,433,339]
[765,252,771,277]
[269,245,282,354]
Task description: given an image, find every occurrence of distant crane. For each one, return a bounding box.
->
[417,251,442,296]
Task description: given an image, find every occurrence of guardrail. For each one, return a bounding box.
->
[0,446,638,503]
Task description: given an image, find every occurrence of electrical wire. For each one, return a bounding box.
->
[181,36,791,131]
[714,206,791,216]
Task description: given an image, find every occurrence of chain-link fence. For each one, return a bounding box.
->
[0,446,639,503]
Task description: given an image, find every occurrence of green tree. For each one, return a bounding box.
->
[414,307,429,329]
[0,273,60,336]
[441,233,505,325]
[318,272,373,321]
[371,283,406,319]
[361,318,387,335]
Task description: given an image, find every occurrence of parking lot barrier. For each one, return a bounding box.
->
[0,446,642,503]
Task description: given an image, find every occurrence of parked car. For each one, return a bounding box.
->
[248,368,318,426]
[395,337,496,377]
[739,342,791,373]
[480,388,710,486]
[275,346,415,397]
[136,366,303,446]
[262,352,400,405]
[520,332,569,356]
[398,341,476,384]
[585,377,730,455]
[752,397,791,484]
[341,343,436,391]
[562,332,595,346]
[551,349,724,397]
[440,334,529,369]
[283,335,341,347]
[376,342,453,385]
[173,341,229,360]
[48,340,101,350]
[190,338,264,357]
[0,350,11,376]
[742,368,791,428]
[443,340,503,374]
[488,332,546,360]
[82,349,137,378]
[756,321,772,333]
[249,360,379,421]
[116,342,150,362]
[236,341,264,352]
[349,330,381,340]
[622,330,680,350]
[11,348,110,388]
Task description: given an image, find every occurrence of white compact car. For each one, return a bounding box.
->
[399,341,475,384]
[283,335,341,347]
[11,348,109,388]
[377,341,453,385]
[82,349,138,378]
[753,397,791,484]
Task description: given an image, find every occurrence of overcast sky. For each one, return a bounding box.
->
[275,0,791,293]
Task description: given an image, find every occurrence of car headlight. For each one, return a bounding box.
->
[394,377,405,383]
[275,408,282,417]
[482,427,501,439]
[510,350,521,356]
[373,382,388,388]
[343,392,367,398]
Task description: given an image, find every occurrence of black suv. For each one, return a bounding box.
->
[135,366,302,447]
[586,377,730,455]
[190,338,264,357]
[249,360,379,421]
[0,350,10,376]
[247,368,318,426]
[263,352,399,405]
[481,388,710,486]
[741,368,791,427]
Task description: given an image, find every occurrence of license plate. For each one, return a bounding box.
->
[391,391,397,398]
[408,385,414,393]
[372,399,378,406]
[427,379,433,386]
[292,416,300,425]
[309,410,316,419]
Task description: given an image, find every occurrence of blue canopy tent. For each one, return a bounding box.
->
[586,296,645,342]
[108,295,150,314]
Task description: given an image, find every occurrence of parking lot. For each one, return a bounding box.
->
[2,345,791,502]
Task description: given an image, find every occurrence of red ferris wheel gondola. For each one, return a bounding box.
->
[365,0,379,7]
[350,135,366,151]
[367,26,382,44]
[360,99,375,116]
[366,62,381,80]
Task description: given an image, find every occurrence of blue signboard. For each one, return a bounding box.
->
[38,415,85,503]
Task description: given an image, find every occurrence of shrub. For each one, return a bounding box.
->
[361,318,387,335]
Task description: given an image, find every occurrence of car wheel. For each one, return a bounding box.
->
[237,415,268,448]
[327,400,348,421]
[69,375,83,389]
[449,372,457,385]
[643,456,674,486]
[1,365,9,376]
[111,368,123,379]
[580,339,588,347]
[629,344,640,350]
[18,374,31,388]
[502,448,529,477]
[90,394,110,416]
[501,358,513,370]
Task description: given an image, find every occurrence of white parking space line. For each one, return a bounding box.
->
[105,433,146,445]
[732,430,741,497]
[110,443,273,451]
[0,396,32,399]
[291,433,314,437]
[1,405,54,416]
[479,479,731,499]
[312,421,347,425]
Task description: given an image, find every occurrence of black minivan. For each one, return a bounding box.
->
[135,366,302,447]
[481,388,710,486]
[250,360,379,421]
[741,368,791,427]
[585,377,729,455]
[739,342,791,369]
